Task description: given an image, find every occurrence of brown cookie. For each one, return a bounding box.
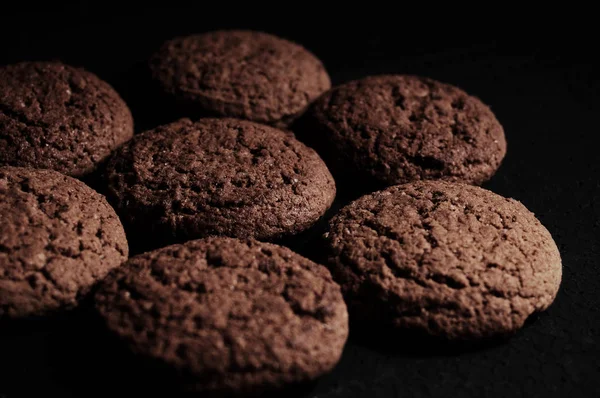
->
[323,180,561,340]
[0,166,128,319]
[150,30,331,127]
[94,237,348,394]
[0,62,134,178]
[297,75,506,190]
[105,118,336,250]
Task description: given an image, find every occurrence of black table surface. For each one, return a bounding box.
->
[1,6,598,398]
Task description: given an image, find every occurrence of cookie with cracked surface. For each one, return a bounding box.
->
[323,180,561,340]
[150,30,331,127]
[0,61,134,178]
[94,237,348,394]
[296,75,506,190]
[0,166,128,319]
[105,118,336,249]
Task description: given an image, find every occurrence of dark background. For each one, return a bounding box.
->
[1,5,599,398]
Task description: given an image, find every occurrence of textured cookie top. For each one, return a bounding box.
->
[95,237,348,393]
[302,75,506,187]
[0,62,133,177]
[150,30,331,126]
[105,118,336,245]
[324,180,561,340]
[0,167,128,318]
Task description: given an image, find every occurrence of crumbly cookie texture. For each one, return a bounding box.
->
[95,237,348,393]
[105,118,336,246]
[0,62,133,177]
[150,30,331,126]
[324,180,561,340]
[0,167,128,318]
[299,75,506,187]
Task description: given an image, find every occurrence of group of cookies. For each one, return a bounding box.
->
[0,30,562,394]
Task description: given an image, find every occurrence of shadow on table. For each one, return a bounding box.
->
[347,312,542,358]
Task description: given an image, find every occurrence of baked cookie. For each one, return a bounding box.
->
[105,118,336,249]
[297,75,506,189]
[150,30,331,127]
[0,61,134,178]
[0,166,128,319]
[94,237,348,394]
[323,180,561,340]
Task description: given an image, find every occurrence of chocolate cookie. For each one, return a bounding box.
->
[0,62,134,177]
[0,166,128,319]
[323,180,561,340]
[297,75,506,189]
[105,118,336,249]
[94,237,348,394]
[150,30,331,127]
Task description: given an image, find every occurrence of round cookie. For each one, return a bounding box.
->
[94,237,348,394]
[0,62,134,177]
[297,75,506,189]
[0,166,128,319]
[323,180,561,340]
[150,30,331,127]
[105,118,336,248]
